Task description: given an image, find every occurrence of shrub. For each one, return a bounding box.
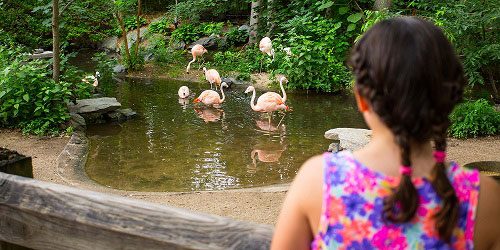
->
[225,28,249,46]
[0,45,92,135]
[121,44,145,71]
[149,18,172,35]
[92,52,117,96]
[449,99,500,138]
[171,23,200,44]
[148,36,183,64]
[199,22,225,36]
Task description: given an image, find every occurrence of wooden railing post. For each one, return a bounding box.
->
[0,148,33,250]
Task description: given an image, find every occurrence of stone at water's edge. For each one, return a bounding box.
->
[69,113,86,132]
[188,36,218,50]
[324,128,372,151]
[119,108,138,119]
[101,36,118,52]
[68,97,122,115]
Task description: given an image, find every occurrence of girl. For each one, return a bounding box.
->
[271,17,500,249]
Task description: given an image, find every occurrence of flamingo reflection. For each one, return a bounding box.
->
[255,116,286,133]
[178,97,189,111]
[194,107,225,123]
[248,138,288,173]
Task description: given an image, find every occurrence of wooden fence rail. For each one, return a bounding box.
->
[0,172,273,250]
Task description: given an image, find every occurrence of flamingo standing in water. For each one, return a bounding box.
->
[193,82,229,106]
[245,85,290,127]
[203,67,222,90]
[186,44,208,74]
[82,71,100,88]
[178,86,190,98]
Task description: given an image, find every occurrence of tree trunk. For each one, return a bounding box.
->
[249,1,261,45]
[134,0,141,57]
[266,0,274,37]
[373,0,392,10]
[488,68,499,101]
[116,11,131,60]
[52,0,60,83]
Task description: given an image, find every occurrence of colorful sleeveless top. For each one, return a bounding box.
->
[312,151,480,250]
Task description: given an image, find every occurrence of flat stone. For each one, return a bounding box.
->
[30,51,53,59]
[113,64,126,73]
[324,128,372,151]
[119,108,137,119]
[238,25,250,34]
[328,142,340,153]
[68,97,121,115]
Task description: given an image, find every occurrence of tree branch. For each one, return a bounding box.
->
[59,0,77,17]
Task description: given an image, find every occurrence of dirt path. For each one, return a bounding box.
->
[1,129,499,225]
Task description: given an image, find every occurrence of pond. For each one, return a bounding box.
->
[85,78,367,192]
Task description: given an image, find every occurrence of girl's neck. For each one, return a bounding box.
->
[353,128,436,178]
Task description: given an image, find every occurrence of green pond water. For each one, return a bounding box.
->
[85,78,367,192]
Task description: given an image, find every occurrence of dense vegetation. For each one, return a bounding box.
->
[0,0,498,136]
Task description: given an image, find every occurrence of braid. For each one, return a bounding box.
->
[431,132,460,242]
[383,136,419,222]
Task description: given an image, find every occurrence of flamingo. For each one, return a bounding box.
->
[282,47,293,56]
[82,71,100,87]
[245,85,290,127]
[178,86,190,98]
[186,44,208,74]
[193,82,229,106]
[267,77,288,103]
[203,67,222,90]
[259,37,274,73]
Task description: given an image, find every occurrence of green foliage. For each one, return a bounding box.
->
[92,52,117,96]
[225,28,249,46]
[198,22,225,36]
[122,44,145,71]
[171,23,201,44]
[276,14,353,92]
[449,99,500,138]
[0,45,91,135]
[149,17,173,35]
[147,36,183,65]
[124,16,147,31]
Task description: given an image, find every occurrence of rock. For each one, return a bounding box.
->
[67,97,122,115]
[220,77,234,87]
[69,113,86,132]
[495,104,500,112]
[238,25,250,34]
[172,40,186,50]
[324,128,372,151]
[93,93,103,98]
[188,36,218,50]
[119,108,138,120]
[328,142,340,153]
[29,51,53,59]
[101,36,118,52]
[34,49,44,53]
[144,53,154,61]
[106,111,126,121]
[125,27,148,50]
[113,64,126,73]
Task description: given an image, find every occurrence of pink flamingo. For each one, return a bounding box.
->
[267,77,288,103]
[245,85,290,126]
[82,71,100,88]
[259,37,274,58]
[193,82,229,106]
[203,67,222,90]
[178,86,190,98]
[186,44,208,73]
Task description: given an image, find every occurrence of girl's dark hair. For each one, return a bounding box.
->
[349,17,466,242]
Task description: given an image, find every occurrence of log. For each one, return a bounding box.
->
[0,172,273,250]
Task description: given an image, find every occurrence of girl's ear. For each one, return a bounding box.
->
[354,87,370,112]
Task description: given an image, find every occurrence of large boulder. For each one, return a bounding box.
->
[68,97,122,115]
[238,24,250,34]
[113,64,126,73]
[69,113,86,132]
[188,36,218,50]
[100,36,118,52]
[172,40,186,50]
[324,128,372,151]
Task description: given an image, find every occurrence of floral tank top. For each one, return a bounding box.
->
[312,151,480,250]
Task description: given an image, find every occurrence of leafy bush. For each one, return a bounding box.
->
[199,22,225,36]
[149,18,172,35]
[148,36,183,65]
[449,99,500,138]
[225,28,249,46]
[124,16,147,31]
[171,23,201,44]
[121,44,145,71]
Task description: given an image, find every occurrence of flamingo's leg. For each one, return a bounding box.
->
[268,113,272,131]
[277,112,286,128]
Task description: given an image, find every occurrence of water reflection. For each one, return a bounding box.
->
[194,107,225,123]
[85,78,367,191]
[178,97,189,110]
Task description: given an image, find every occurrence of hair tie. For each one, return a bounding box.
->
[400,166,412,176]
[433,151,446,163]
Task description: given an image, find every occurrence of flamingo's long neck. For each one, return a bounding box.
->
[186,56,196,72]
[250,88,259,112]
[280,78,287,103]
[219,84,226,103]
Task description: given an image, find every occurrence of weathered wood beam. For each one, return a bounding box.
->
[0,172,273,250]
